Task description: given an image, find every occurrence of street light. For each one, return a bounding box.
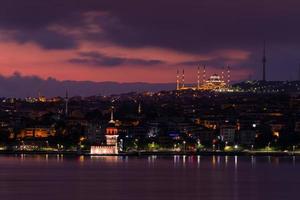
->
[267,142,271,152]
[120,139,123,151]
[293,145,296,153]
[197,139,202,150]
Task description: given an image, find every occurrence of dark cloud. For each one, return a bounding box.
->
[0,0,300,79]
[79,0,300,53]
[1,0,300,51]
[14,30,78,49]
[69,51,164,67]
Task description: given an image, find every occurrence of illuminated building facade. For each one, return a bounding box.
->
[201,74,227,91]
[18,127,56,139]
[176,66,231,91]
[90,108,119,155]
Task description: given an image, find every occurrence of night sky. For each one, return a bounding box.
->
[0,0,300,83]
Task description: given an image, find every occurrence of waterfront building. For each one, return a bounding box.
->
[220,125,236,144]
[90,108,119,155]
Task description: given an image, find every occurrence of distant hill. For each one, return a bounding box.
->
[0,73,175,98]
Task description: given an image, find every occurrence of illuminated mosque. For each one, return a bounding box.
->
[90,107,119,155]
[176,66,231,91]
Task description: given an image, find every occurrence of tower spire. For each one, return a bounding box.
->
[262,40,266,82]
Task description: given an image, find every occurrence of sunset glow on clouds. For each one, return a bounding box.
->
[0,35,252,83]
[0,0,299,83]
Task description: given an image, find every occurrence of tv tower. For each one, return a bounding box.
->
[65,89,69,117]
[262,41,266,82]
[298,64,300,81]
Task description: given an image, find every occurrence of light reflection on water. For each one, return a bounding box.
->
[5,154,300,167]
[0,155,299,200]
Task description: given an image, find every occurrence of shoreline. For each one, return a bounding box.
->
[0,150,300,157]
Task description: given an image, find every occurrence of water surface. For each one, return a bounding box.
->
[0,155,299,200]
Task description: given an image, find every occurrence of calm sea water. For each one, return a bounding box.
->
[0,155,299,200]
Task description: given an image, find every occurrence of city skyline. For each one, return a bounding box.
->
[1,1,300,200]
[0,0,300,84]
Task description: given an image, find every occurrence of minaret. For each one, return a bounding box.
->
[227,65,231,85]
[262,41,266,82]
[176,69,180,90]
[182,69,185,88]
[109,106,115,124]
[221,66,225,82]
[197,66,200,89]
[203,65,206,84]
[138,102,142,115]
[65,89,69,116]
